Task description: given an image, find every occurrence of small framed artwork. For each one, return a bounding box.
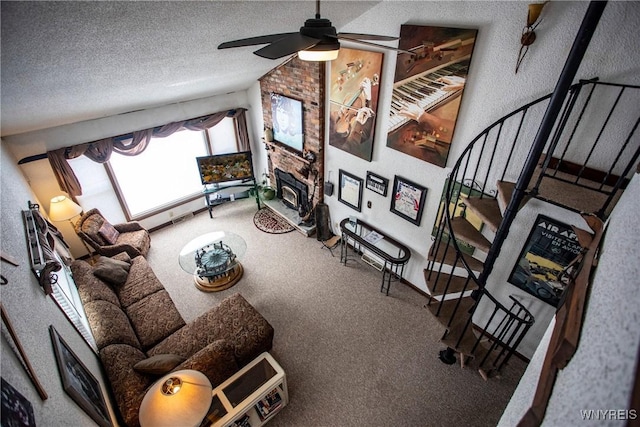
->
[1,378,36,427]
[49,326,112,427]
[338,169,364,212]
[390,176,428,225]
[365,171,389,197]
[508,214,583,307]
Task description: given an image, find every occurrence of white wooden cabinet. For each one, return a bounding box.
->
[199,352,288,427]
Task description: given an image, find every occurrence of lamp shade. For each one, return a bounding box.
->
[139,370,213,427]
[48,195,82,222]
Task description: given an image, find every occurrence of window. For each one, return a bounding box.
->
[69,116,242,220]
[108,129,208,218]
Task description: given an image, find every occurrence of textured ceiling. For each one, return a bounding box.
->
[1,1,381,137]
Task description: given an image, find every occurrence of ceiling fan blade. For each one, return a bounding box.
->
[337,32,398,42]
[334,35,413,55]
[253,33,320,59]
[218,32,298,49]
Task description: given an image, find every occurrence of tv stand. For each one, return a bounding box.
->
[203,179,261,218]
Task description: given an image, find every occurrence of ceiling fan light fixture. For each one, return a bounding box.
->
[298,40,340,61]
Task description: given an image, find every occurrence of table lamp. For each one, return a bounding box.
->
[139,369,213,427]
[48,195,82,224]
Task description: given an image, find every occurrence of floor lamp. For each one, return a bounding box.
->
[48,195,93,262]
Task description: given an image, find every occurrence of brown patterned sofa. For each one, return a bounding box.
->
[71,253,274,427]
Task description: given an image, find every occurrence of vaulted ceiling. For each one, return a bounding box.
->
[1,1,381,137]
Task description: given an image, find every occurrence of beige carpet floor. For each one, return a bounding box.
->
[145,199,526,427]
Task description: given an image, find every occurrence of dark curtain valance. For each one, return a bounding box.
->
[48,109,248,201]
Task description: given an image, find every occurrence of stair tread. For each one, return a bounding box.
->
[428,241,484,272]
[423,271,479,297]
[463,197,502,232]
[450,217,492,253]
[425,296,475,328]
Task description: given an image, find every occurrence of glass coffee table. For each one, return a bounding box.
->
[179,231,246,292]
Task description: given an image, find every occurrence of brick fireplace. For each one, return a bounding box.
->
[259,56,325,213]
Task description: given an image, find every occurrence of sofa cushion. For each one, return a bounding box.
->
[133,354,186,376]
[70,260,120,307]
[99,221,120,245]
[82,213,107,246]
[100,344,151,427]
[84,300,142,350]
[93,256,131,286]
[149,293,273,366]
[126,290,186,350]
[115,256,165,308]
[175,340,239,388]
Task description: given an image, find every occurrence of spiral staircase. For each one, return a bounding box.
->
[423,77,640,379]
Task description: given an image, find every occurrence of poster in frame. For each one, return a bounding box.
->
[390,176,428,225]
[270,93,304,153]
[508,214,583,307]
[386,25,478,168]
[338,169,364,212]
[49,326,112,427]
[365,171,389,197]
[1,378,36,427]
[328,47,384,162]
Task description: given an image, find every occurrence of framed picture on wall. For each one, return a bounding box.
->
[1,378,36,427]
[365,171,389,197]
[270,93,304,153]
[508,215,583,307]
[328,48,384,162]
[386,25,478,168]
[390,176,428,225]
[338,169,364,212]
[49,326,112,427]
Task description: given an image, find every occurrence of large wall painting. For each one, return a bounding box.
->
[386,25,477,167]
[508,215,583,307]
[328,48,384,162]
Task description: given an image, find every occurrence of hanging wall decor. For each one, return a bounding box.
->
[390,176,428,226]
[508,214,583,307]
[1,378,36,427]
[50,326,112,427]
[338,169,364,212]
[328,48,384,162]
[386,25,477,168]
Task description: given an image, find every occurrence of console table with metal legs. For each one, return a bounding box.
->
[339,218,411,295]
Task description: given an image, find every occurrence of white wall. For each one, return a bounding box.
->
[499,171,640,426]
[0,141,118,426]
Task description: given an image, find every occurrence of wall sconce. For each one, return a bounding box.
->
[139,369,212,427]
[515,2,549,73]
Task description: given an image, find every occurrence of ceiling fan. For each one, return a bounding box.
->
[218,0,411,61]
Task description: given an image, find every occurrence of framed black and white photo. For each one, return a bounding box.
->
[338,169,364,212]
[508,215,583,307]
[390,176,428,225]
[49,326,111,427]
[365,171,389,197]
[1,378,36,427]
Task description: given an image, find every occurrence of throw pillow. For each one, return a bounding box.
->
[98,221,120,245]
[133,354,186,376]
[93,256,131,286]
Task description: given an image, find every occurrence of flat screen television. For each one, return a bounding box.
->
[271,93,304,153]
[196,151,254,185]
